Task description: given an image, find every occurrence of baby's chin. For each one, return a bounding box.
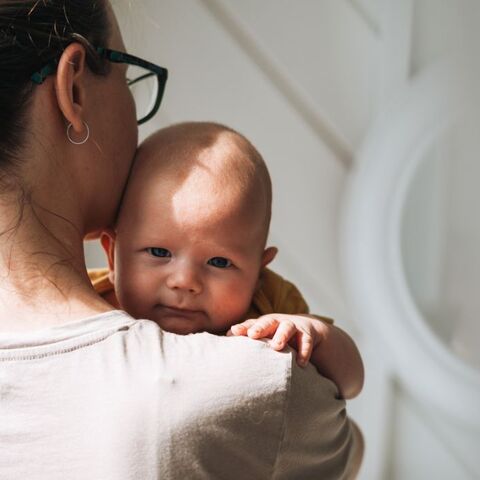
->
[154,320,230,336]
[154,318,203,335]
[141,307,229,336]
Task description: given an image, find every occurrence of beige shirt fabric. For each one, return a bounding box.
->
[0,310,362,479]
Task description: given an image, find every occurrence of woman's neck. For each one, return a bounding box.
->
[0,195,113,332]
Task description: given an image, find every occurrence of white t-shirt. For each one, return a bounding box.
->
[0,310,362,479]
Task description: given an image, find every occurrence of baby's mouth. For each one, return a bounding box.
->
[155,305,204,318]
[152,305,207,335]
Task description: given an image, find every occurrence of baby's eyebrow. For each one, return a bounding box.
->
[197,241,245,259]
[223,242,255,257]
[133,236,168,248]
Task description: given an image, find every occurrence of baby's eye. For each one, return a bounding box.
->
[207,257,232,269]
[147,247,171,258]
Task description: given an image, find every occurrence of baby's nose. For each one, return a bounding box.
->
[166,264,202,294]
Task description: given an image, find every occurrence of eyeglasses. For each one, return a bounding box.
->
[31,47,168,125]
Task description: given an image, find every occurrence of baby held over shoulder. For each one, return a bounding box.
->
[89,121,364,400]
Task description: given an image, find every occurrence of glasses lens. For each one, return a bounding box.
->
[127,65,158,123]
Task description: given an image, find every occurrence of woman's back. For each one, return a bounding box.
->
[0,311,360,479]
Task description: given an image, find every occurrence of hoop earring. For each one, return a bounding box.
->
[67,121,90,145]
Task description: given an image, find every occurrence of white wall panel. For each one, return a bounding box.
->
[411,0,466,75]
[350,0,382,33]
[216,0,379,149]
[387,388,477,480]
[376,0,413,108]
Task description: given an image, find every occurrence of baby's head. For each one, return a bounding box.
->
[102,122,277,334]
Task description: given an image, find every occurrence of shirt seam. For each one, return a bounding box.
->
[0,328,127,362]
[270,352,293,479]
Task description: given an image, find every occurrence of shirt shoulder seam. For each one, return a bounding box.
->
[0,320,135,362]
[270,353,293,479]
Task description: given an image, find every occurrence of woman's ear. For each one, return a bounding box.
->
[261,246,278,269]
[55,42,88,134]
[100,229,117,284]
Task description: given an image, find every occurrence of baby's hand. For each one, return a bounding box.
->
[228,314,329,367]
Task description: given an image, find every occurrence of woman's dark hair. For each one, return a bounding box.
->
[0,0,111,171]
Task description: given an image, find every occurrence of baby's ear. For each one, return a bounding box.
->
[100,229,117,284]
[261,246,278,269]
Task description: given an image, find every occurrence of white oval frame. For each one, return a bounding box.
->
[341,63,480,427]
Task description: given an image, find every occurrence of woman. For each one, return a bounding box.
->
[0,2,362,478]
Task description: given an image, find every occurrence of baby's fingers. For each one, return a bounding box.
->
[228,319,257,337]
[270,320,297,351]
[295,331,314,367]
[247,315,280,339]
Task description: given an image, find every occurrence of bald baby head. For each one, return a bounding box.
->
[118,122,272,246]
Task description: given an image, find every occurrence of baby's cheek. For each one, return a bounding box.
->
[116,271,153,318]
[212,286,255,328]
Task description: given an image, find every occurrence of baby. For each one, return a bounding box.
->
[90,122,363,399]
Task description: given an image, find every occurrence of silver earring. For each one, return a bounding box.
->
[67,121,90,145]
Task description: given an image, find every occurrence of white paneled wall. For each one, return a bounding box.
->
[84,1,479,478]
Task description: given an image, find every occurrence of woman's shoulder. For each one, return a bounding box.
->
[128,318,294,392]
[125,319,355,479]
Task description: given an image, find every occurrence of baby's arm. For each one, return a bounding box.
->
[229,315,364,399]
[309,318,364,399]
